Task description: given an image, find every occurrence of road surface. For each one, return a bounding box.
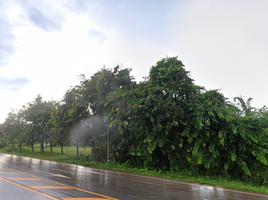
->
[0,153,268,200]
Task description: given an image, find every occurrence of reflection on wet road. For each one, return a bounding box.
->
[0,153,268,200]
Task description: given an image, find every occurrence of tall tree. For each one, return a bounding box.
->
[21,95,53,152]
[189,91,268,178]
[50,86,90,155]
[2,110,22,147]
[106,57,201,170]
[80,66,134,161]
[64,86,90,155]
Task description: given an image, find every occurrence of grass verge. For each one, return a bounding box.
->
[1,145,268,195]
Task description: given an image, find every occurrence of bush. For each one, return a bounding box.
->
[0,138,7,149]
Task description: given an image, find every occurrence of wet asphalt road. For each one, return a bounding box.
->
[0,153,268,200]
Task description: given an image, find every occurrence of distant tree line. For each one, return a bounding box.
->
[1,57,268,185]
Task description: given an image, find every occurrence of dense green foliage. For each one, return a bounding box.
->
[2,57,268,186]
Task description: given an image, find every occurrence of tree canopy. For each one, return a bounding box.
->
[2,56,268,185]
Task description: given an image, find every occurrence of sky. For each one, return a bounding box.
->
[1,0,268,123]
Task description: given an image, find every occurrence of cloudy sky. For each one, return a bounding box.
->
[1,0,268,123]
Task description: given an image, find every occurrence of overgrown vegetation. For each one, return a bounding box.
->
[1,56,268,189]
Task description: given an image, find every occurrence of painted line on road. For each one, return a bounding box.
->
[8,178,41,180]
[0,172,20,174]
[0,177,59,200]
[62,199,113,200]
[53,174,72,179]
[34,169,72,179]
[52,168,104,176]
[31,186,71,189]
[2,167,118,200]
[52,168,74,174]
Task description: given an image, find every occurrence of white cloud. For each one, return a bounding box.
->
[168,0,268,108]
[1,0,268,123]
[0,10,107,122]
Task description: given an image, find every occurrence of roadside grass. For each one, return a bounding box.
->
[0,144,91,162]
[1,145,268,195]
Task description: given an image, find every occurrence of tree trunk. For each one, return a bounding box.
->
[19,142,22,151]
[61,142,63,154]
[50,142,53,153]
[113,150,117,162]
[40,142,44,152]
[107,118,110,163]
[31,142,34,153]
[76,141,79,157]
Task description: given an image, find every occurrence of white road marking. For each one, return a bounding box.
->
[52,168,73,174]
[52,168,104,175]
[34,169,71,179]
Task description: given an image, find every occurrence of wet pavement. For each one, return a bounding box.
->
[0,153,268,200]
